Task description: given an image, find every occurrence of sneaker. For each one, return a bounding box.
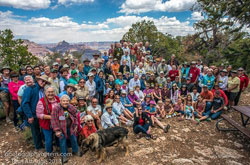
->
[173,113,176,117]
[185,116,188,120]
[166,115,169,119]
[195,118,200,124]
[145,135,151,140]
[15,126,20,132]
[188,116,191,120]
[206,117,211,122]
[168,115,172,118]
[164,124,170,133]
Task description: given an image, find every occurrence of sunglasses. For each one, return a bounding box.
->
[87,120,93,122]
[138,108,142,110]
[79,81,85,83]
[92,102,98,103]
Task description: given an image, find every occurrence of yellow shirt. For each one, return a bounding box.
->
[228,77,240,93]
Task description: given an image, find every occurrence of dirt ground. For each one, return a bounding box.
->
[0,92,250,165]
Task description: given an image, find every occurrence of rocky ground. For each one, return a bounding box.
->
[0,92,250,165]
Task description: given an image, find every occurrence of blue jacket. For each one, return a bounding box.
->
[202,74,215,90]
[140,79,146,91]
[21,83,42,119]
[83,66,91,76]
[94,75,104,93]
[181,67,190,80]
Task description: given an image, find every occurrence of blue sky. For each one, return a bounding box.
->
[0,0,203,43]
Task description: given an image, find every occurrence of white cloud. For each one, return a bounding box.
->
[0,0,50,10]
[189,11,204,21]
[119,0,196,14]
[58,0,94,5]
[0,11,195,43]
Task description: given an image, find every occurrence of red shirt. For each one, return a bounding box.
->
[188,67,200,83]
[168,70,179,81]
[238,74,249,90]
[80,124,97,138]
[211,89,228,105]
[138,117,144,126]
[200,91,214,100]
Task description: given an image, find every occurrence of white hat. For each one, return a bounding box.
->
[88,72,94,77]
[85,115,93,122]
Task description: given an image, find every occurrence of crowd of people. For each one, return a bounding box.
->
[0,41,249,163]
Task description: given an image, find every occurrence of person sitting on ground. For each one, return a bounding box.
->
[121,80,129,93]
[211,84,228,107]
[165,99,174,118]
[134,85,144,102]
[152,83,162,102]
[120,90,134,113]
[197,85,214,122]
[101,104,119,129]
[145,100,170,133]
[174,98,184,116]
[128,89,141,106]
[156,100,165,119]
[194,95,206,121]
[112,95,133,126]
[190,87,200,102]
[104,89,115,104]
[80,115,97,139]
[143,83,154,98]
[87,98,102,129]
[209,90,224,120]
[133,106,154,140]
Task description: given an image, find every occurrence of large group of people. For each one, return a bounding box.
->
[0,41,249,163]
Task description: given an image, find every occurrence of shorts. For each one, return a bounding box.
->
[229,92,238,101]
[0,91,10,102]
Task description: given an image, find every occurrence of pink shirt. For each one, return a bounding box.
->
[8,81,24,100]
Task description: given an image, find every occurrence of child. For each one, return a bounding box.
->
[164,99,174,118]
[184,101,194,120]
[156,100,165,119]
[173,98,184,116]
[145,100,157,125]
[190,87,200,102]
[194,95,205,122]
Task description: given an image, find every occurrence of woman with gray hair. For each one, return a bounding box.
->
[36,86,60,160]
[51,94,82,163]
[79,115,97,138]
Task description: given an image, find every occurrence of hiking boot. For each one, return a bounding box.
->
[61,156,68,163]
[164,124,170,133]
[72,151,83,157]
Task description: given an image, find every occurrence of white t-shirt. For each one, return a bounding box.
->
[87,105,102,115]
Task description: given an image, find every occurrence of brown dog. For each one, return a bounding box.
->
[81,126,129,163]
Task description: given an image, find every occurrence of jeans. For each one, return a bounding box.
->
[176,110,184,115]
[205,102,212,112]
[12,100,19,127]
[42,128,53,153]
[59,128,78,156]
[202,110,211,117]
[185,110,192,117]
[127,106,135,113]
[133,124,150,135]
[210,111,223,120]
[30,118,43,149]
